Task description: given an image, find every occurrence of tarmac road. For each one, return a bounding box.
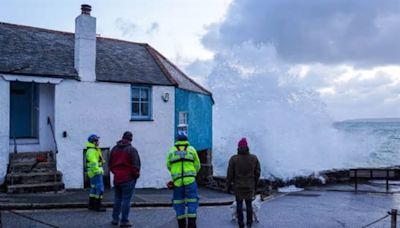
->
[2,185,400,227]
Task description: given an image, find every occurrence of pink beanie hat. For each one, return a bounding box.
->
[238,137,248,148]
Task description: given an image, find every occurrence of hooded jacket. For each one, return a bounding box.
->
[226,147,261,200]
[109,139,141,185]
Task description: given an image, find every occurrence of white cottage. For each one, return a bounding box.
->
[0,5,213,192]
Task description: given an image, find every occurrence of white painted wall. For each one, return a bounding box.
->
[55,80,175,188]
[39,84,55,152]
[9,83,55,153]
[0,78,10,184]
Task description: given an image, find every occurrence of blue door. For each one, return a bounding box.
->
[10,82,39,138]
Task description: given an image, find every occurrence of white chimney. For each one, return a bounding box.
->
[74,4,96,82]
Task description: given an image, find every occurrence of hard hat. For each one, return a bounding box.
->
[88,134,100,143]
[177,131,188,141]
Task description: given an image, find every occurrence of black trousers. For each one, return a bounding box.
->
[236,198,252,227]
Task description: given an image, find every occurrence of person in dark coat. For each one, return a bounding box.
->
[109,131,141,227]
[226,137,261,228]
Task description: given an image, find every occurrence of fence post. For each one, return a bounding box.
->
[387,170,390,193]
[391,209,397,228]
[355,170,358,192]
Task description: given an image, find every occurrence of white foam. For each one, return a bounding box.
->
[278,185,304,193]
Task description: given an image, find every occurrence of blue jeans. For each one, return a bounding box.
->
[112,179,137,223]
[236,198,252,227]
[172,182,199,219]
[89,175,104,199]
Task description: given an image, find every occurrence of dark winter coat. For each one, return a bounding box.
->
[109,139,141,185]
[226,148,261,200]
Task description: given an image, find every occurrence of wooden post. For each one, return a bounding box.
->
[391,209,397,228]
[387,170,390,193]
[355,170,358,192]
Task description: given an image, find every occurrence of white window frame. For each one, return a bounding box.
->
[131,85,152,120]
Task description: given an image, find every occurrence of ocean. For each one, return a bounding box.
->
[334,120,400,168]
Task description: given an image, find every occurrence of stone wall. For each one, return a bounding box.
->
[203,169,352,194]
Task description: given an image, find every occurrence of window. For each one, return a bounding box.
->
[131,85,152,120]
[179,112,188,125]
[178,112,188,135]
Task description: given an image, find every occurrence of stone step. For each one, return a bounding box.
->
[6,171,62,185]
[9,157,55,165]
[8,161,57,173]
[7,182,65,194]
[9,151,54,161]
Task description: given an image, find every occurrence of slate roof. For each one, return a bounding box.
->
[0,22,211,94]
[148,47,212,95]
[0,22,78,78]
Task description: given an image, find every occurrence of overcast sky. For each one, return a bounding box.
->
[1,0,400,121]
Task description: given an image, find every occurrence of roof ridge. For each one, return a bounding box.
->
[0,21,74,36]
[145,45,178,86]
[0,21,147,45]
[97,36,147,46]
[147,46,212,95]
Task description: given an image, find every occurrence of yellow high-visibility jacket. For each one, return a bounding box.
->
[166,140,200,187]
[86,142,104,178]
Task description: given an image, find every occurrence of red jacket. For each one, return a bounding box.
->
[109,139,141,185]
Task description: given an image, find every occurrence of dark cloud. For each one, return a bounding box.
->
[202,0,400,66]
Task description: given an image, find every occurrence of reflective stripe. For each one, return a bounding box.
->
[89,194,99,199]
[185,198,198,203]
[177,214,186,219]
[170,158,194,164]
[173,198,197,204]
[172,175,196,181]
[187,213,197,218]
[87,163,97,167]
[173,199,185,204]
[171,171,196,178]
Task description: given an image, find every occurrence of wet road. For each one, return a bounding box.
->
[2,189,400,227]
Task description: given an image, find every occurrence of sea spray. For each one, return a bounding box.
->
[207,42,377,180]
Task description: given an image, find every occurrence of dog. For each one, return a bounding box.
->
[230,194,265,223]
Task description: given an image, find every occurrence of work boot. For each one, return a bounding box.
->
[119,221,133,227]
[177,218,186,228]
[188,218,196,228]
[94,198,107,212]
[88,197,95,210]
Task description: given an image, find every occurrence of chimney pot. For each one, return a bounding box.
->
[81,4,92,15]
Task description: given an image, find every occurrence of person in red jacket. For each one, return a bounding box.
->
[109,131,141,227]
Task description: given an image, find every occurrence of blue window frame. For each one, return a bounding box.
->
[131,85,152,120]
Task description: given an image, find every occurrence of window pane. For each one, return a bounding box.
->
[132,88,140,102]
[132,102,140,116]
[141,102,149,116]
[179,112,188,125]
[141,88,148,102]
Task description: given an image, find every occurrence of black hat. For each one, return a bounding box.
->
[122,131,133,141]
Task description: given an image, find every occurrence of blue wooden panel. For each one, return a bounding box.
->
[10,82,35,138]
[175,88,212,150]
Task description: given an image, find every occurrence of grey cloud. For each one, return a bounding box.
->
[203,0,400,66]
[146,22,159,35]
[115,18,137,38]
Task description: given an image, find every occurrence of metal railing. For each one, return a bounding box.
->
[47,116,59,193]
[362,209,398,228]
[12,135,17,154]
